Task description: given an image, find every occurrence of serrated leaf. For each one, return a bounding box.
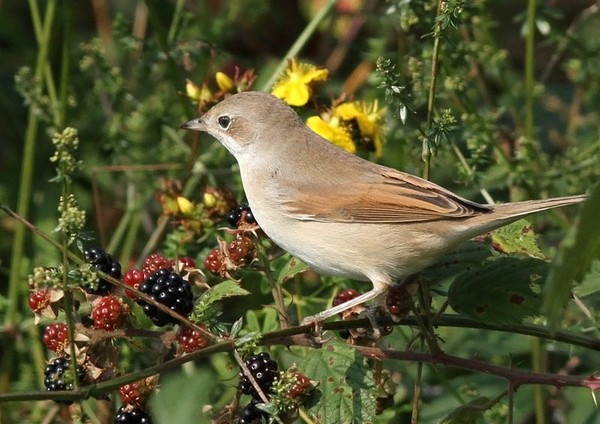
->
[299,342,377,424]
[441,397,490,424]
[448,257,549,324]
[274,254,309,285]
[490,219,545,259]
[423,240,494,282]
[544,184,600,323]
[194,280,250,320]
[202,280,250,306]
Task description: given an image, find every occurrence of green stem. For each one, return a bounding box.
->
[524,0,536,147]
[531,337,546,424]
[167,0,186,45]
[2,0,57,406]
[7,0,57,328]
[258,240,289,329]
[58,0,73,128]
[422,0,444,180]
[261,0,337,91]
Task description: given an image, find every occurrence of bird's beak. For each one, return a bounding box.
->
[180,117,206,131]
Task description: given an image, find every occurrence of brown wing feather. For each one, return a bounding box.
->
[283,169,491,223]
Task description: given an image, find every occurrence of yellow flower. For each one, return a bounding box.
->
[215,72,234,92]
[202,191,217,208]
[307,115,356,154]
[272,58,329,106]
[176,196,196,217]
[334,100,386,156]
[186,79,212,103]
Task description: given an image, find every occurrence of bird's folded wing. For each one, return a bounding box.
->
[283,169,491,223]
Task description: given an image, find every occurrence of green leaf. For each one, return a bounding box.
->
[193,280,250,321]
[199,280,250,308]
[151,368,214,424]
[441,397,490,424]
[274,254,309,285]
[490,219,545,259]
[300,342,377,424]
[423,240,494,282]
[448,257,549,324]
[573,259,600,298]
[544,184,600,323]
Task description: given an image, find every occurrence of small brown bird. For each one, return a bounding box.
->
[181,91,585,324]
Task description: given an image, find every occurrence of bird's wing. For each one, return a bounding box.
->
[282,169,491,223]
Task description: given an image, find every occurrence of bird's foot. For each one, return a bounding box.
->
[301,316,331,347]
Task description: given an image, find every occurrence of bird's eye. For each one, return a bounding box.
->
[217,115,231,129]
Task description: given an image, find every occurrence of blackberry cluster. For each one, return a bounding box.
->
[137,269,194,326]
[114,406,153,424]
[239,399,268,424]
[227,203,256,227]
[240,352,278,399]
[84,247,122,294]
[44,357,86,404]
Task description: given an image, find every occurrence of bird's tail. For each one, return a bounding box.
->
[463,194,586,237]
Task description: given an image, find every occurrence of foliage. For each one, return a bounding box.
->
[1,0,600,423]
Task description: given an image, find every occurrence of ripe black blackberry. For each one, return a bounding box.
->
[114,405,153,424]
[137,269,194,326]
[44,357,86,404]
[227,203,256,227]
[240,352,278,399]
[239,399,268,424]
[84,247,122,294]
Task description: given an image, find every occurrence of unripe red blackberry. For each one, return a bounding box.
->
[29,290,50,313]
[119,378,154,408]
[92,295,128,331]
[177,324,209,353]
[43,323,68,352]
[287,371,312,399]
[386,285,413,317]
[204,248,224,276]
[142,253,170,275]
[227,234,255,267]
[171,256,196,270]
[84,247,122,294]
[332,289,362,318]
[123,268,147,299]
[332,289,360,308]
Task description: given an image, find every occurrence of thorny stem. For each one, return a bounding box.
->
[1,313,598,403]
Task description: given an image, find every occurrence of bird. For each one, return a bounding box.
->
[181,91,586,324]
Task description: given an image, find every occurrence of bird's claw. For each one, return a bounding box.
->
[301,317,331,346]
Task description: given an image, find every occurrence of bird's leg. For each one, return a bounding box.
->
[301,286,388,326]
